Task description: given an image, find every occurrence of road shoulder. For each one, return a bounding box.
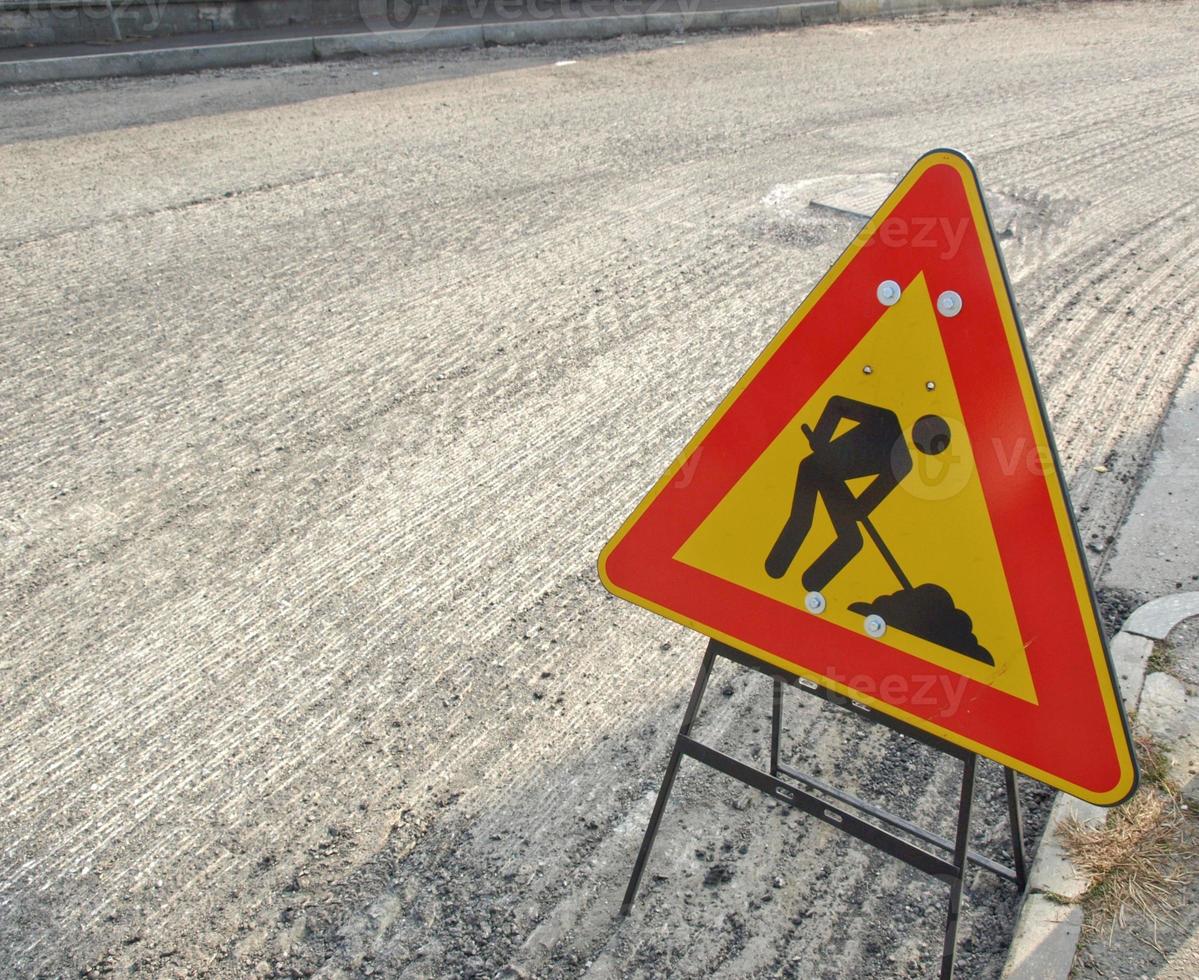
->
[1004,351,1199,978]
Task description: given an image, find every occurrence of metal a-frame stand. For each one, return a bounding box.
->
[621,639,1028,980]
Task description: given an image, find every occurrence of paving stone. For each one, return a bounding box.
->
[1138,671,1199,805]
[1002,894,1083,979]
[1109,631,1153,714]
[1026,795,1105,901]
[1122,594,1199,640]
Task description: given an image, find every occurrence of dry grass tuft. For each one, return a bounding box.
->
[1133,730,1172,788]
[1059,734,1197,939]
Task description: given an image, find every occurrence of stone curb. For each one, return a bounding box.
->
[1122,592,1199,640]
[1000,591,1199,979]
[0,36,319,84]
[0,0,1021,86]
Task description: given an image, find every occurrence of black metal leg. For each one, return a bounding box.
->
[941,753,977,980]
[1005,768,1027,892]
[770,676,783,777]
[621,641,718,915]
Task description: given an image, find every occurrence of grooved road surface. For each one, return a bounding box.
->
[2,2,1198,976]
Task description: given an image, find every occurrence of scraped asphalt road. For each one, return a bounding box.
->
[3,2,1198,976]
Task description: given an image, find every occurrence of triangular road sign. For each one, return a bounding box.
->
[599,149,1137,806]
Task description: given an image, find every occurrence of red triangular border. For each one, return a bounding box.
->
[600,151,1136,805]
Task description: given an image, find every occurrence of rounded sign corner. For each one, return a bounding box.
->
[909,148,983,198]
[1075,756,1140,808]
[597,539,622,596]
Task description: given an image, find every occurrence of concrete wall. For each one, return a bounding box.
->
[0,0,1029,52]
[0,0,384,48]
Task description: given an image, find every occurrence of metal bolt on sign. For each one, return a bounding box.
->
[877,280,902,306]
[937,290,963,317]
[864,614,887,638]
[805,591,827,614]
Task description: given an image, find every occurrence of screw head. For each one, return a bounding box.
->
[926,381,936,391]
[937,290,963,317]
[863,365,874,375]
[804,591,826,614]
[877,280,902,306]
[864,614,887,638]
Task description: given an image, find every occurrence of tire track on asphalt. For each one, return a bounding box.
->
[0,230,777,944]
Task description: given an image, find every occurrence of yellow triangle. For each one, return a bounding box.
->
[844,474,875,499]
[832,417,860,442]
[674,274,1037,703]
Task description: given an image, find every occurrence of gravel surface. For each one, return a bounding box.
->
[2,1,1198,976]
